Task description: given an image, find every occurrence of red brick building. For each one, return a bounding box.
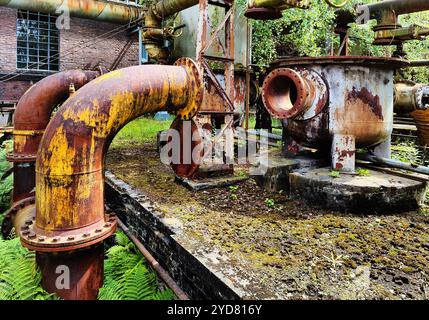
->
[0,6,139,121]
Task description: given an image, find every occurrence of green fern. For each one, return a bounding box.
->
[0,238,55,300]
[0,140,13,226]
[98,231,176,300]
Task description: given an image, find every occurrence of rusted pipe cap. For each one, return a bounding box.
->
[173,58,204,120]
[262,68,310,119]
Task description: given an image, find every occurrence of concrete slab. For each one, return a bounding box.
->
[252,155,328,192]
[176,174,248,191]
[290,167,428,213]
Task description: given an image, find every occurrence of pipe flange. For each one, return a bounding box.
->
[6,153,37,163]
[294,68,328,120]
[173,58,204,120]
[1,196,35,239]
[19,207,117,253]
[262,68,310,119]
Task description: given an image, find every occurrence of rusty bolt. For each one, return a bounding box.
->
[22,230,30,236]
[104,223,111,228]
[20,225,29,231]
[67,236,75,241]
[52,237,60,242]
[95,229,102,233]
[82,233,90,238]
[25,220,33,226]
[28,232,36,239]
[38,237,45,242]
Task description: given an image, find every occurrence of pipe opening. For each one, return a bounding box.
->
[262,68,308,119]
[266,75,298,113]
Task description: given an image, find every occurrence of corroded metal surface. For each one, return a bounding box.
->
[9,70,98,203]
[36,245,104,300]
[262,67,328,120]
[263,56,407,172]
[394,82,429,114]
[29,58,202,251]
[0,0,142,24]
[13,58,203,299]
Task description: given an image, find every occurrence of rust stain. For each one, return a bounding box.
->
[347,87,383,120]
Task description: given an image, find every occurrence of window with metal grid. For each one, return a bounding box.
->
[16,10,60,72]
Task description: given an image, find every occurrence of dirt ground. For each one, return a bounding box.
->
[106,142,429,300]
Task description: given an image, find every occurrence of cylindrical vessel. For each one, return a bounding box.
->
[263,56,408,172]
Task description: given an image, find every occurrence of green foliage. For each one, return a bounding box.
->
[0,238,55,300]
[250,0,429,78]
[329,170,340,178]
[98,231,175,300]
[111,116,174,148]
[265,198,275,208]
[391,140,424,165]
[0,140,13,226]
[356,168,371,177]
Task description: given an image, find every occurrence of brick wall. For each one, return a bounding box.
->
[0,8,17,73]
[60,17,139,71]
[0,8,139,103]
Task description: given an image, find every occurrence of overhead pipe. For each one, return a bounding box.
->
[143,0,199,63]
[1,70,99,239]
[365,0,429,20]
[0,0,142,24]
[14,58,203,299]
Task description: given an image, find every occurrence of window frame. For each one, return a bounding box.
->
[16,10,60,72]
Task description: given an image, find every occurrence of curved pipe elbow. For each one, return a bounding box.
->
[22,58,203,252]
[11,70,98,203]
[14,70,99,132]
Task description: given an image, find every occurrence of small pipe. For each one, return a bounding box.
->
[409,60,429,67]
[117,219,189,300]
[358,153,429,176]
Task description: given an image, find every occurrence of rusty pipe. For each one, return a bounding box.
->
[262,68,327,120]
[0,0,142,24]
[152,0,198,20]
[394,82,429,114]
[366,0,429,20]
[9,70,99,203]
[16,58,203,299]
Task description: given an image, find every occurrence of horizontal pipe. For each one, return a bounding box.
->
[153,0,198,19]
[367,0,429,19]
[358,153,429,176]
[409,60,429,67]
[0,0,142,24]
[117,219,189,300]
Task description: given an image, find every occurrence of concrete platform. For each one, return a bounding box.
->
[290,167,428,213]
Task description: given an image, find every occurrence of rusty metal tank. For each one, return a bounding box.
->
[262,56,409,172]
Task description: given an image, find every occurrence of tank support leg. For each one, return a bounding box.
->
[332,134,355,172]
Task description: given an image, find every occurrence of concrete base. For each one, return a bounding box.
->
[176,174,248,191]
[289,167,427,213]
[252,156,328,192]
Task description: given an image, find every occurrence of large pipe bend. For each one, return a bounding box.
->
[10,70,99,202]
[19,58,203,253]
[1,70,99,240]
